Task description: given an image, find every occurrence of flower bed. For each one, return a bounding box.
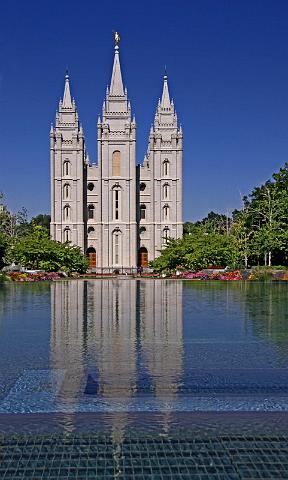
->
[182,269,288,281]
[9,272,61,282]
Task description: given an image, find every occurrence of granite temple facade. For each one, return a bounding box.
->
[50,39,183,271]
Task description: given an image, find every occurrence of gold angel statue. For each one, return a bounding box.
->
[114,31,120,46]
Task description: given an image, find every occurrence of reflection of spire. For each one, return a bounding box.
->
[50,282,85,412]
[140,280,183,395]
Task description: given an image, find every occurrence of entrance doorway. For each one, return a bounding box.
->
[138,247,148,268]
[86,247,96,269]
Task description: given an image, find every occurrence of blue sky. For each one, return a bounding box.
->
[1,0,288,221]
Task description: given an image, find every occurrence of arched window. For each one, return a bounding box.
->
[63,183,70,199]
[63,161,70,176]
[112,186,121,220]
[112,150,121,176]
[163,159,169,176]
[163,204,169,220]
[87,182,94,191]
[88,226,95,234]
[140,204,146,220]
[113,229,122,265]
[140,183,146,192]
[139,226,146,236]
[64,228,71,243]
[163,183,169,199]
[88,204,95,220]
[63,205,70,221]
[163,227,170,244]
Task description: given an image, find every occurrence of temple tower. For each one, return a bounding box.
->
[50,74,87,250]
[96,42,137,269]
[138,74,183,265]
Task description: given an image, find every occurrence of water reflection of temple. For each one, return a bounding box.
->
[50,279,183,406]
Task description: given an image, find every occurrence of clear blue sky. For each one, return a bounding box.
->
[1,0,288,221]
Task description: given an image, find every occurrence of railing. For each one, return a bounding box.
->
[86,267,153,276]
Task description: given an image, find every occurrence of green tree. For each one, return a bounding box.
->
[31,214,51,231]
[6,226,88,274]
[245,166,288,266]
[150,230,238,272]
[195,211,231,235]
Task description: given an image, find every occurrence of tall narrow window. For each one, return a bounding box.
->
[112,150,121,176]
[163,205,169,220]
[140,204,146,220]
[163,183,169,199]
[113,187,121,220]
[163,159,169,176]
[63,161,70,176]
[64,205,70,221]
[63,184,70,199]
[163,227,169,244]
[115,233,119,264]
[88,204,95,219]
[64,228,71,242]
[113,230,122,265]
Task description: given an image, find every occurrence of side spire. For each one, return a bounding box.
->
[161,72,171,109]
[62,71,72,108]
[110,33,124,96]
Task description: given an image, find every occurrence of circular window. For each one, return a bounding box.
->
[140,183,146,192]
[88,226,95,234]
[87,183,94,191]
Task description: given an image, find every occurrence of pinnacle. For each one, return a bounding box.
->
[109,44,124,96]
[62,72,73,108]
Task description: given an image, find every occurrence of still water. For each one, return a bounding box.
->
[0,279,287,422]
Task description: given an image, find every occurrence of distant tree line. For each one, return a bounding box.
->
[151,163,288,272]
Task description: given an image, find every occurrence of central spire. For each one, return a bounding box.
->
[110,34,124,96]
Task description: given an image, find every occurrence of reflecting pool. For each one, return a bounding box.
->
[1,280,288,479]
[0,279,288,422]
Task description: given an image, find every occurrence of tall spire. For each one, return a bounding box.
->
[110,37,124,96]
[161,73,171,109]
[62,71,72,108]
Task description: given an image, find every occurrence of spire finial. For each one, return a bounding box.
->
[164,65,167,80]
[114,31,120,47]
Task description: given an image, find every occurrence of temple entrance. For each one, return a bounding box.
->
[86,247,96,269]
[138,247,148,268]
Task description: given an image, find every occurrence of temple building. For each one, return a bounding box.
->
[50,36,183,271]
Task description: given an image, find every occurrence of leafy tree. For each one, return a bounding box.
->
[243,164,288,266]
[31,214,51,231]
[195,211,232,235]
[6,226,88,273]
[150,230,238,272]
[0,201,29,239]
[0,231,9,269]
[183,222,194,235]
